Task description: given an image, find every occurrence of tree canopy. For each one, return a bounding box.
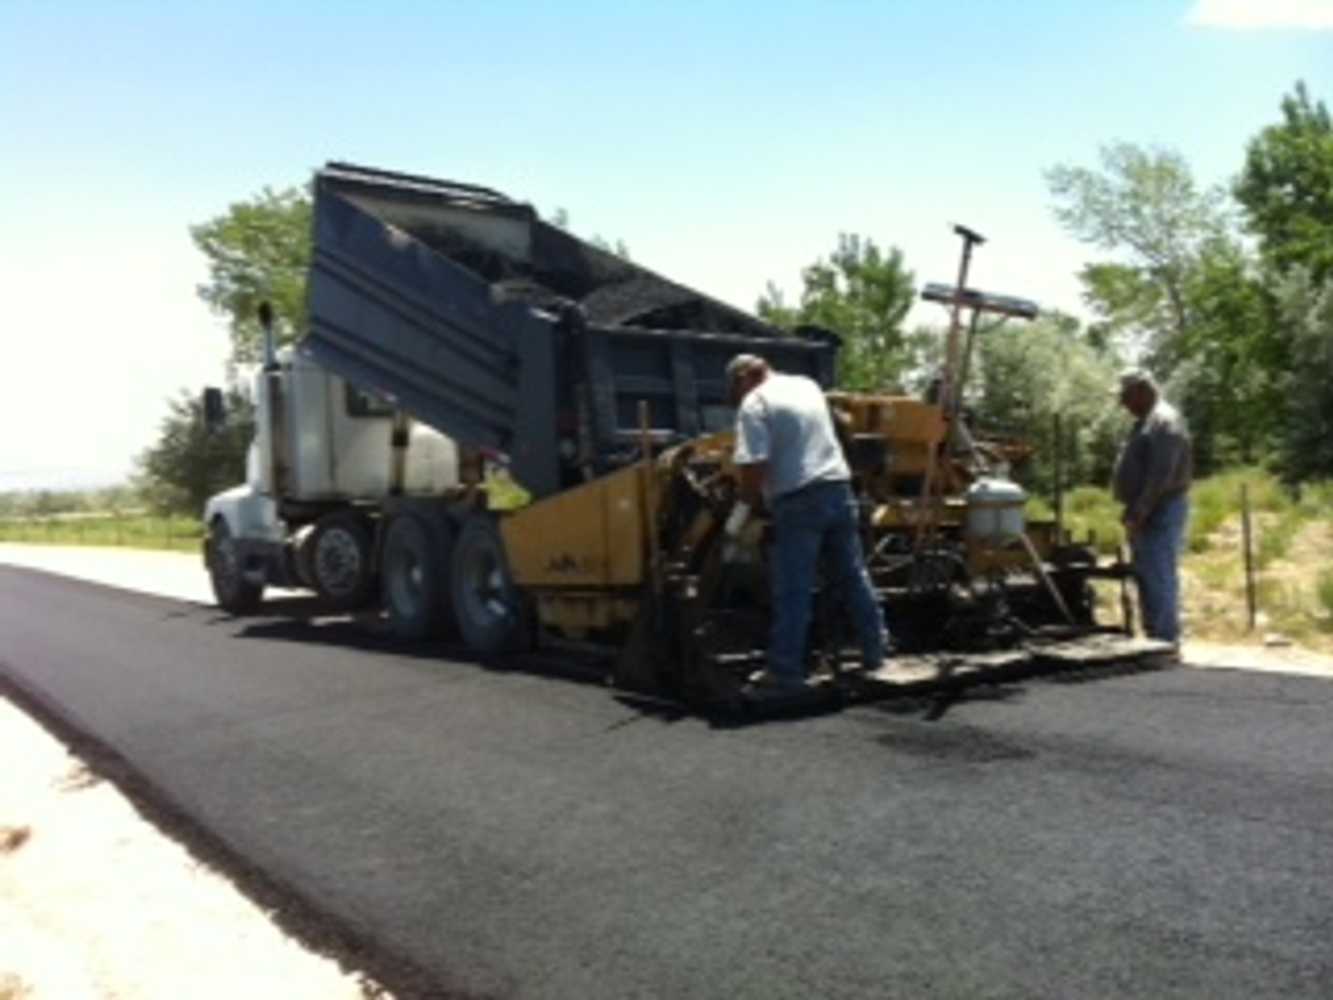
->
[1235,81,1333,284]
[969,312,1125,495]
[191,186,312,365]
[757,233,917,392]
[1046,142,1229,371]
[136,388,255,515]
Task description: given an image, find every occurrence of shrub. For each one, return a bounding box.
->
[1025,495,1054,521]
[1049,486,1124,554]
[1297,480,1333,517]
[1256,506,1304,568]
[1316,569,1333,621]
[1188,467,1292,553]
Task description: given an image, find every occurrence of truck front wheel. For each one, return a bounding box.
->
[208,518,264,614]
[450,515,531,655]
[381,513,455,641]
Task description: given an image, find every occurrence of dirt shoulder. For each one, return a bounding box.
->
[0,694,385,1000]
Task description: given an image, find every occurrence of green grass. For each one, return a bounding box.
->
[1317,569,1333,626]
[1296,479,1333,517]
[1188,468,1293,553]
[1256,505,1305,568]
[0,514,204,552]
[1028,487,1124,554]
[1058,486,1125,555]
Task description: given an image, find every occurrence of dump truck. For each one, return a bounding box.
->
[203,162,1165,711]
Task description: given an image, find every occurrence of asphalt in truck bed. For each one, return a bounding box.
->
[2,564,1332,999]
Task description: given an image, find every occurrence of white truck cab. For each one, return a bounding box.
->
[202,346,460,612]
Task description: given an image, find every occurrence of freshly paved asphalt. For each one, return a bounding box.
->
[3,565,1332,1000]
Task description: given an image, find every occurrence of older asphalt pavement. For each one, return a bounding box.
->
[2,564,1331,999]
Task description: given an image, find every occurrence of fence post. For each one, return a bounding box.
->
[1241,484,1256,632]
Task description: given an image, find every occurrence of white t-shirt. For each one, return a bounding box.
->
[733,372,849,502]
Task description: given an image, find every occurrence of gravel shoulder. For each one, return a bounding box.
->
[0,695,382,1000]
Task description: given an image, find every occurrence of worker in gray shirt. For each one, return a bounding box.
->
[1112,369,1193,645]
[727,353,889,691]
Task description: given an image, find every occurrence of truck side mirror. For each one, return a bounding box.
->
[203,386,226,432]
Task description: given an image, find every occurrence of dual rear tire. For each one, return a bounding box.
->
[380,512,530,653]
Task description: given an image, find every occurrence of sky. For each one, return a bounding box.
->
[1,0,1330,490]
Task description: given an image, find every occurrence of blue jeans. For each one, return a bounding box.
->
[1131,492,1189,644]
[769,481,888,681]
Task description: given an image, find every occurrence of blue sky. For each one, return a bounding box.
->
[1,0,1330,489]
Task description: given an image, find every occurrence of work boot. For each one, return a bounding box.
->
[744,669,808,695]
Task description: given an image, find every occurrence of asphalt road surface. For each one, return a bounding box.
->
[3,565,1331,999]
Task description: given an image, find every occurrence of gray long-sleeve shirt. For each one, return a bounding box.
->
[1112,399,1193,522]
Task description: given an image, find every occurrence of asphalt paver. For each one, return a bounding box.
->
[3,565,1331,999]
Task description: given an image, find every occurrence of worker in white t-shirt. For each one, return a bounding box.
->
[727,353,889,691]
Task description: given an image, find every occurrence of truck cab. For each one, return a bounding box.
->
[202,347,459,612]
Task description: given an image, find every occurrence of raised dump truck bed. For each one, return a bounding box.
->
[304,161,835,499]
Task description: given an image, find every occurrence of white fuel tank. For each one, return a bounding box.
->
[965,477,1027,544]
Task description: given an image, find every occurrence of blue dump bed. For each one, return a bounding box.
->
[303,162,837,498]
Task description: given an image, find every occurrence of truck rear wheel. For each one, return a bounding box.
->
[208,518,264,614]
[381,512,456,641]
[306,511,376,611]
[450,515,531,654]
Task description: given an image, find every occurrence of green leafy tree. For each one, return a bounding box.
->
[1166,239,1285,472]
[1270,268,1333,481]
[1235,81,1333,284]
[136,388,255,515]
[191,186,312,364]
[1046,143,1229,371]
[757,234,916,391]
[971,313,1125,495]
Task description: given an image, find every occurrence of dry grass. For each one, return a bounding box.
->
[0,513,203,552]
[1183,517,1333,653]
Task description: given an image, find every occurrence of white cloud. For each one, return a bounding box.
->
[1186,0,1333,29]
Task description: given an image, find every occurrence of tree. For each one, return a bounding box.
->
[1165,238,1285,472]
[1235,82,1333,285]
[757,234,917,391]
[191,186,312,365]
[136,388,255,515]
[1270,267,1333,481]
[1046,143,1229,371]
[970,313,1125,495]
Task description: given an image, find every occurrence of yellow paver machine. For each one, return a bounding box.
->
[285,163,1167,714]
